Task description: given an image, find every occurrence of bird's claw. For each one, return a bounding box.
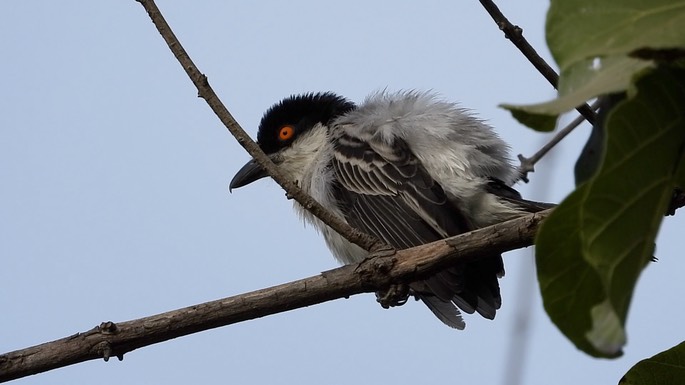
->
[376,283,409,309]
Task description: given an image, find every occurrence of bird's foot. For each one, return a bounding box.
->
[376,283,409,309]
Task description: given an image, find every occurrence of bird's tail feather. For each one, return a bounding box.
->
[412,254,504,328]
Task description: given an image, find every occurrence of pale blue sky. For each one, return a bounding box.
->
[1,2,683,384]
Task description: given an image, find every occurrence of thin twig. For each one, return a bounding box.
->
[134,0,385,253]
[478,0,596,125]
[0,209,551,382]
[517,99,602,182]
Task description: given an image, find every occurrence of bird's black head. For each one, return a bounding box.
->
[230,92,355,191]
[257,92,356,155]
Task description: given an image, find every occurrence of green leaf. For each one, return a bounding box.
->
[547,0,685,72]
[620,342,685,384]
[535,66,685,358]
[677,144,685,188]
[505,0,685,131]
[503,108,558,132]
[574,95,620,186]
[504,57,651,131]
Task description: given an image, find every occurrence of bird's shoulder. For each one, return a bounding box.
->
[331,90,465,144]
[329,90,517,188]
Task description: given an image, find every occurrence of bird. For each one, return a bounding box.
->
[230,90,552,329]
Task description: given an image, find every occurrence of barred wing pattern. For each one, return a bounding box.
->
[331,130,504,329]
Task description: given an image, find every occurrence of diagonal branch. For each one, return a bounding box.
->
[517,99,602,182]
[478,0,596,125]
[0,209,551,383]
[134,0,385,253]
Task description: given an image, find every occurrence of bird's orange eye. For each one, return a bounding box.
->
[278,125,295,141]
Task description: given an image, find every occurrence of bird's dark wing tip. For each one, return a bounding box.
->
[418,295,466,330]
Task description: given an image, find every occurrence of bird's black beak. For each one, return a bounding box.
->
[229,159,268,192]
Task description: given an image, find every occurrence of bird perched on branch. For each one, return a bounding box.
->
[230,91,551,329]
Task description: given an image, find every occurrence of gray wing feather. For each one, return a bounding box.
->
[331,131,504,328]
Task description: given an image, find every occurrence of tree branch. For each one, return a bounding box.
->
[0,209,551,383]
[517,99,602,182]
[478,0,596,125]
[134,0,385,253]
